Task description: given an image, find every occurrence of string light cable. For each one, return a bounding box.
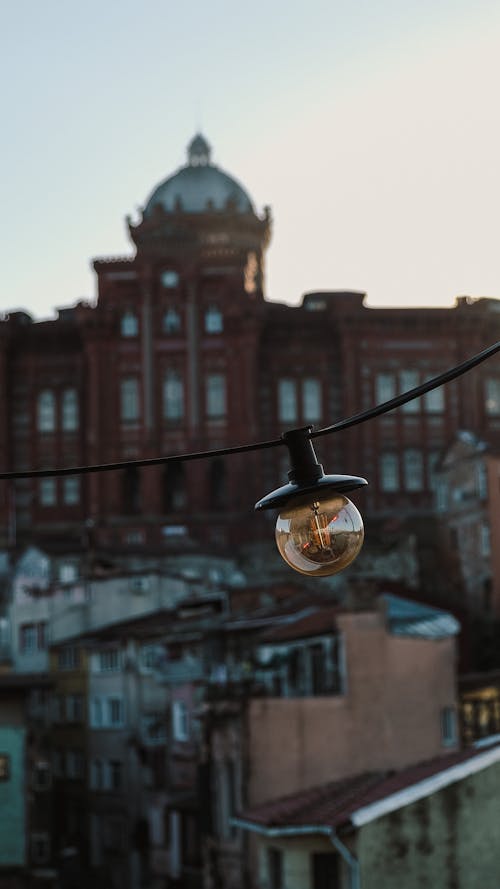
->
[0,341,498,482]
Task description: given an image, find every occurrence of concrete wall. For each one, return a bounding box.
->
[255,834,348,889]
[0,726,26,867]
[248,608,457,804]
[358,761,500,888]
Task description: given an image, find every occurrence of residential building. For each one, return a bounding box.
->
[236,741,500,889]
[200,592,460,888]
[0,674,54,887]
[436,431,500,616]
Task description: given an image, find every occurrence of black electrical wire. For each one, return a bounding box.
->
[0,341,499,481]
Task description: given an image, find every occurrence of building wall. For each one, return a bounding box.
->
[255,834,348,889]
[358,762,500,888]
[248,607,457,805]
[0,725,26,867]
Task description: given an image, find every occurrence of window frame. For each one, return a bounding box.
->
[120,377,140,423]
[206,373,227,419]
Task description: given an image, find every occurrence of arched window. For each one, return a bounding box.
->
[204,306,223,334]
[120,378,140,422]
[163,463,186,512]
[380,454,399,492]
[62,389,79,432]
[121,311,138,338]
[206,374,227,418]
[161,270,179,289]
[37,390,56,433]
[403,449,424,492]
[278,379,297,424]
[302,378,322,423]
[163,370,184,421]
[163,309,181,335]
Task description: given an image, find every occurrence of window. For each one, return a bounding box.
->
[400,371,419,413]
[424,381,444,413]
[63,476,80,505]
[403,449,424,491]
[302,378,322,423]
[62,388,79,431]
[66,750,85,780]
[161,270,179,289]
[33,761,51,791]
[0,754,10,781]
[37,390,56,432]
[120,377,140,422]
[59,561,78,584]
[375,373,396,405]
[436,480,448,512]
[481,523,491,557]
[163,308,181,333]
[39,478,56,506]
[58,646,79,670]
[163,370,184,420]
[141,645,161,671]
[441,707,457,746]
[121,311,138,337]
[108,760,123,790]
[485,378,500,415]
[66,694,84,723]
[19,622,47,653]
[206,373,227,418]
[427,452,441,492]
[278,379,297,423]
[267,848,283,889]
[91,697,103,728]
[172,700,189,741]
[108,697,125,727]
[90,695,124,728]
[31,833,50,865]
[312,853,340,889]
[380,454,399,492]
[205,306,223,334]
[477,463,488,500]
[98,649,121,672]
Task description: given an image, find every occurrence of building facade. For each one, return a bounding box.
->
[1,134,500,574]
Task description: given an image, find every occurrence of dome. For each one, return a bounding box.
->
[144,134,254,217]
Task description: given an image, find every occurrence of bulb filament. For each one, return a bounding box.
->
[311,501,331,551]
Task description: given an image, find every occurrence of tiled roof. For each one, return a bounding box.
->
[236,742,500,834]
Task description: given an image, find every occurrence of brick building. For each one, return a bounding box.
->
[1,133,500,571]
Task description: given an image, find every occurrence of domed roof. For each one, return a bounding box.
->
[144,134,254,217]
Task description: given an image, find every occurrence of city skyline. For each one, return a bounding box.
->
[2,0,500,318]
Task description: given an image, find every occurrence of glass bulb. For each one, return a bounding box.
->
[275,493,364,577]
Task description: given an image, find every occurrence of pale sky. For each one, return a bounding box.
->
[2,0,500,318]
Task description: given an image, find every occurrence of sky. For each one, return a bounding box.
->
[2,0,500,318]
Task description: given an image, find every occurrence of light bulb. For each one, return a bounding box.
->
[275,492,364,577]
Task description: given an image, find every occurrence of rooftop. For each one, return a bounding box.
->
[236,741,500,835]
